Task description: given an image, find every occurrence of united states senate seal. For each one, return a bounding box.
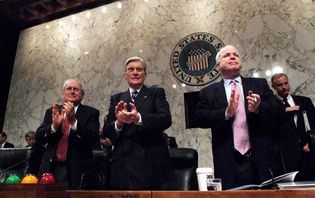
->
[170,32,224,86]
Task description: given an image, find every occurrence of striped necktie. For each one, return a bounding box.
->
[132,90,138,102]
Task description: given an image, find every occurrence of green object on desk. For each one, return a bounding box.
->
[4,174,21,184]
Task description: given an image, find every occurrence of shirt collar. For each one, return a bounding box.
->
[276,94,292,101]
[223,76,242,86]
[129,85,143,95]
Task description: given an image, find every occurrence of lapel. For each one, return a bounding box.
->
[291,95,305,130]
[120,90,132,103]
[215,80,228,108]
[75,104,85,122]
[134,85,149,112]
[240,77,250,112]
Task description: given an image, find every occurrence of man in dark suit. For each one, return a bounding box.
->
[23,131,46,176]
[35,79,99,189]
[271,73,315,181]
[0,131,15,148]
[103,56,173,190]
[163,132,178,148]
[195,45,280,190]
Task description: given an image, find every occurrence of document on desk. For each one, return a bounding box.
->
[277,181,315,189]
[229,171,299,190]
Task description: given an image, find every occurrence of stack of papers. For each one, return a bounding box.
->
[277,181,315,189]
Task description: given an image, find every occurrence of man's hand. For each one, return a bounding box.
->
[115,101,126,128]
[285,105,300,112]
[115,101,140,125]
[123,103,140,124]
[63,101,76,125]
[100,138,112,147]
[226,87,239,117]
[303,143,311,153]
[52,103,64,130]
[247,90,260,113]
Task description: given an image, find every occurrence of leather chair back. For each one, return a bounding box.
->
[165,147,198,190]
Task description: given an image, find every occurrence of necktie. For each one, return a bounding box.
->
[55,117,70,161]
[282,97,297,127]
[282,97,290,108]
[231,80,250,155]
[132,90,138,102]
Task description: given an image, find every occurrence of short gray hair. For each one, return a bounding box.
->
[215,45,239,65]
[125,56,147,72]
[62,79,83,91]
[25,131,35,139]
[271,73,288,85]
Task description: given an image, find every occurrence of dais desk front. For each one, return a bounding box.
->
[1,184,315,198]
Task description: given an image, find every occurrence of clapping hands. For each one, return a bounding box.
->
[115,101,140,127]
[52,101,76,130]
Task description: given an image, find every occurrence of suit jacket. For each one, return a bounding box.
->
[276,95,315,178]
[195,77,281,189]
[2,142,15,148]
[36,104,100,189]
[26,143,46,176]
[103,86,172,190]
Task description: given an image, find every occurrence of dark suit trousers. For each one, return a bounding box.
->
[234,150,259,186]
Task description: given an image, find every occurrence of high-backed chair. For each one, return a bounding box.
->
[79,148,111,190]
[0,148,30,179]
[164,147,198,190]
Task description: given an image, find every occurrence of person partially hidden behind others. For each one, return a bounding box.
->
[271,73,315,181]
[0,131,15,148]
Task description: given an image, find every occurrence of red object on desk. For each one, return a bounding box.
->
[39,173,56,184]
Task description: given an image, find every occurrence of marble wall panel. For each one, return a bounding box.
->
[4,0,315,168]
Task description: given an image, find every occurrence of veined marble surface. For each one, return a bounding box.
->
[4,0,315,168]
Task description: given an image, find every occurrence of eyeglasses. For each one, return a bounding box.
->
[126,67,145,73]
[64,87,82,93]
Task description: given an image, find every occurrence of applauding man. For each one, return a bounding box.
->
[103,57,172,190]
[36,79,99,189]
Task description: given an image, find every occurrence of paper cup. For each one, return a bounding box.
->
[196,167,213,191]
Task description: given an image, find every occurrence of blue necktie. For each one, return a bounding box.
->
[132,90,138,102]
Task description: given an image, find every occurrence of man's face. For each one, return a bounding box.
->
[217,46,242,79]
[62,80,84,105]
[26,137,36,147]
[272,75,290,98]
[125,61,146,89]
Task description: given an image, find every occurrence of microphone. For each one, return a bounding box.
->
[252,156,277,189]
[267,167,276,190]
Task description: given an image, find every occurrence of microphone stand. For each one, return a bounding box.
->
[268,168,276,190]
[79,163,105,190]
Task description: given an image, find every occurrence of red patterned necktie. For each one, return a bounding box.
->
[231,80,250,155]
[55,117,70,161]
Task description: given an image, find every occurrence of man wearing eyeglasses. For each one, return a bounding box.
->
[35,79,100,189]
[103,57,173,190]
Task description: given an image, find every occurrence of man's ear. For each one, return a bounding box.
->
[215,62,220,70]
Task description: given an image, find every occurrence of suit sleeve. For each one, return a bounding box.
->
[195,87,229,129]
[140,88,172,132]
[247,78,282,135]
[103,94,119,140]
[35,108,61,145]
[75,108,100,151]
[305,97,315,130]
